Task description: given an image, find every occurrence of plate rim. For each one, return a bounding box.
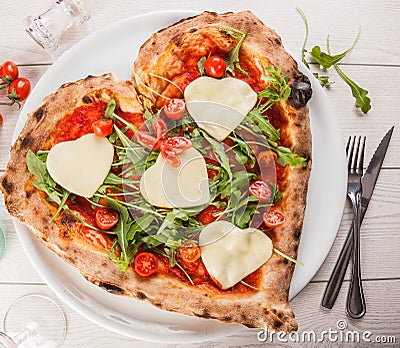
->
[11,9,347,343]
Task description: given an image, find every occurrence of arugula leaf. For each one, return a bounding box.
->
[104,99,117,119]
[296,6,334,88]
[313,73,334,87]
[106,198,137,271]
[219,25,248,76]
[309,28,360,69]
[257,66,291,112]
[246,108,280,142]
[200,130,232,180]
[197,56,206,75]
[327,36,371,114]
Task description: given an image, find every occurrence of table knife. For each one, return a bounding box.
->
[321,126,394,309]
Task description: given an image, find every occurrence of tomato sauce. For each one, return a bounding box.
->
[157,254,261,294]
[51,100,107,145]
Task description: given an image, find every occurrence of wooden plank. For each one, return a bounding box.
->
[0,0,399,66]
[1,169,399,284]
[0,280,398,347]
[1,64,400,170]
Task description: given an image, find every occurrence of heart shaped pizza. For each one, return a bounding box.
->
[0,11,312,334]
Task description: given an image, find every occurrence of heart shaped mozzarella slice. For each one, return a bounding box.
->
[184,76,257,141]
[199,221,273,290]
[140,147,210,208]
[46,133,114,198]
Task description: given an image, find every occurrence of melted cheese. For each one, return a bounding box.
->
[199,221,273,289]
[140,147,210,208]
[184,76,257,141]
[46,133,114,198]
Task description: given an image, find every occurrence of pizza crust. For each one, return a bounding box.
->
[1,12,311,334]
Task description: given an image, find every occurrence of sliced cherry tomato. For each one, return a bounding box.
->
[263,209,285,228]
[162,136,192,153]
[95,207,119,230]
[204,56,226,78]
[7,77,31,102]
[196,205,224,225]
[160,136,192,167]
[161,146,181,167]
[0,114,3,126]
[179,241,201,263]
[134,252,158,277]
[1,61,19,80]
[151,118,168,139]
[136,130,160,150]
[249,180,273,202]
[92,118,113,137]
[164,98,186,120]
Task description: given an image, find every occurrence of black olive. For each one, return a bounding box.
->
[289,73,313,108]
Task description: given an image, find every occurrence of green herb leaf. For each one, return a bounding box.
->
[219,25,248,77]
[327,36,371,114]
[104,99,117,119]
[257,65,291,113]
[246,108,280,142]
[197,56,206,76]
[313,73,334,87]
[309,28,360,69]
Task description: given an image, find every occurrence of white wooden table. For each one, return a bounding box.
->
[1,0,399,346]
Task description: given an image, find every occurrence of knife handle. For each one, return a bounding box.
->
[321,202,367,309]
[321,226,353,309]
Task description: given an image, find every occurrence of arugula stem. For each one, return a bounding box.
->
[273,248,304,266]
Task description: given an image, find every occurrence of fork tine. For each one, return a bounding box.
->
[347,136,355,171]
[346,136,351,156]
[358,136,366,174]
[353,136,361,173]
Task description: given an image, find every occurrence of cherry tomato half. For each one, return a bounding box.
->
[204,56,226,78]
[151,118,168,139]
[95,207,119,230]
[134,252,158,277]
[7,77,31,101]
[179,241,201,263]
[162,136,192,153]
[1,61,19,80]
[0,114,3,126]
[263,209,285,228]
[196,205,224,225]
[92,119,113,137]
[164,98,186,120]
[249,180,273,202]
[136,130,160,150]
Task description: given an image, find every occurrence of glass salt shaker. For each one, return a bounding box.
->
[24,0,92,51]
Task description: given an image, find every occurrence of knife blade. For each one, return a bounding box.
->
[321,126,394,309]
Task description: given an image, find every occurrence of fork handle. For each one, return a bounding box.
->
[322,196,369,309]
[346,191,366,319]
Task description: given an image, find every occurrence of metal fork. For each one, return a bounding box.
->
[346,135,366,319]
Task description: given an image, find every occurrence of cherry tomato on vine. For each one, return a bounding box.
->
[204,56,226,78]
[7,77,31,101]
[95,207,119,230]
[134,252,158,277]
[1,61,19,80]
[249,180,273,202]
[263,209,285,228]
[179,241,201,263]
[164,98,186,120]
[92,119,113,137]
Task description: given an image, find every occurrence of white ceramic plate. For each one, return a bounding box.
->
[12,10,347,343]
